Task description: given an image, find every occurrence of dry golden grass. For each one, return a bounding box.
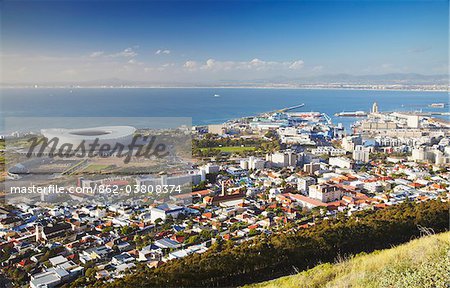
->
[245,231,450,288]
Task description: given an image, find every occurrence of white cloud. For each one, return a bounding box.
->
[61,69,78,76]
[2,51,308,83]
[155,49,171,55]
[289,60,304,70]
[408,46,432,53]
[127,59,143,65]
[204,58,216,69]
[109,47,138,58]
[156,63,176,72]
[89,48,137,58]
[13,67,27,74]
[312,65,324,72]
[249,58,264,66]
[89,51,104,58]
[183,60,198,70]
[185,58,305,72]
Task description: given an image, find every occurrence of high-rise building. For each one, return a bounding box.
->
[352,145,371,163]
[266,150,298,167]
[407,115,419,128]
[372,102,379,113]
[303,163,320,175]
[342,135,362,152]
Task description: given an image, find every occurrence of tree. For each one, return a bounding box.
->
[264,130,278,139]
[85,267,96,278]
[102,226,113,233]
[193,181,207,191]
[121,225,133,235]
[186,235,200,245]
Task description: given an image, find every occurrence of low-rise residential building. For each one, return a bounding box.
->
[329,157,353,169]
[312,146,346,156]
[150,204,184,223]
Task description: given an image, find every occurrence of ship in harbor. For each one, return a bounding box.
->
[429,103,446,108]
[334,111,368,117]
[288,111,324,122]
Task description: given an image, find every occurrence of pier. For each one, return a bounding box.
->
[277,103,305,112]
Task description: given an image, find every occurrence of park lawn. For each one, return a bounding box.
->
[200,146,256,153]
[83,164,111,172]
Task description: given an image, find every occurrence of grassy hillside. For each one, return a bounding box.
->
[95,201,448,288]
[246,231,450,288]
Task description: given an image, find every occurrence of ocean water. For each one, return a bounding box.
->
[0,88,448,130]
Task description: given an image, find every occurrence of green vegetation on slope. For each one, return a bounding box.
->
[192,135,280,157]
[200,146,256,153]
[247,231,450,288]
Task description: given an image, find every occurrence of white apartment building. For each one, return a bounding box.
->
[201,163,220,174]
[278,127,315,145]
[240,156,265,170]
[298,176,316,194]
[308,183,343,203]
[364,181,383,193]
[150,203,184,222]
[311,146,346,156]
[303,163,321,175]
[411,146,450,165]
[342,135,362,152]
[374,136,417,147]
[352,145,371,163]
[329,157,353,169]
[266,150,298,168]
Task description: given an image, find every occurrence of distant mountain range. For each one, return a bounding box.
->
[1,73,448,88]
[227,73,448,85]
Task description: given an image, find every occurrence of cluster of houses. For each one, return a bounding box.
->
[1,108,449,287]
[1,143,448,287]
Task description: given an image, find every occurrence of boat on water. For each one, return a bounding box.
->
[213,94,220,97]
[289,111,322,119]
[334,111,367,117]
[429,103,446,108]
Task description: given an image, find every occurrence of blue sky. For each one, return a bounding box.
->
[1,0,448,83]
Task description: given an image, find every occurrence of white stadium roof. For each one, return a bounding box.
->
[41,126,136,141]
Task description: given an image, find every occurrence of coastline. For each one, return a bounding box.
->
[0,86,448,92]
